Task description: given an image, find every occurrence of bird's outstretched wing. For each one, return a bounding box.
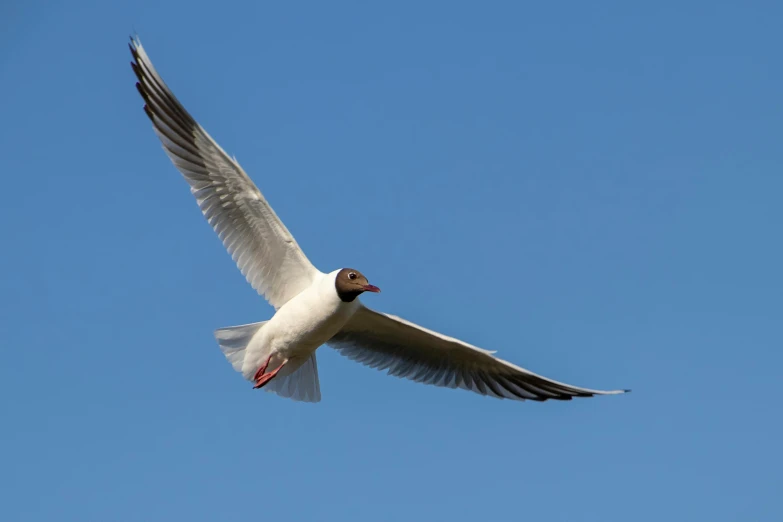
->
[329,305,629,401]
[130,37,321,309]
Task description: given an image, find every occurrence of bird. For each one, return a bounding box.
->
[129,37,629,403]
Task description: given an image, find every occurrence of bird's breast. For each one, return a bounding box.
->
[265,282,359,357]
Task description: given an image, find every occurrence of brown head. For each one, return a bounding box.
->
[334,268,381,302]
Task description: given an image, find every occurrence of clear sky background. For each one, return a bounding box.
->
[1,1,781,521]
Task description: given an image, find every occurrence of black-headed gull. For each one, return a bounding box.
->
[130,37,629,403]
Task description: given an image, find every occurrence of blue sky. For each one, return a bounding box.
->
[1,1,781,520]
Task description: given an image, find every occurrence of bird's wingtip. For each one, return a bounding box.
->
[601,388,631,395]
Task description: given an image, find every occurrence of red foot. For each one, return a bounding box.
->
[253,355,273,382]
[253,355,286,389]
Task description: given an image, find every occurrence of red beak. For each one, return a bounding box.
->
[363,284,381,293]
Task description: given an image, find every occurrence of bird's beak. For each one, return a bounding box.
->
[363,284,381,293]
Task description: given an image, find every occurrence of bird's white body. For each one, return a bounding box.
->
[241,271,359,380]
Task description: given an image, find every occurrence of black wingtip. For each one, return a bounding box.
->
[135,81,148,101]
[130,61,142,80]
[142,104,155,122]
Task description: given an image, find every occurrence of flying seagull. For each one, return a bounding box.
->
[129,37,629,403]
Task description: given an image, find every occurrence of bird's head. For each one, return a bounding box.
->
[335,268,381,302]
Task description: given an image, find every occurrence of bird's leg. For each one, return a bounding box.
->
[253,357,286,389]
[253,355,273,382]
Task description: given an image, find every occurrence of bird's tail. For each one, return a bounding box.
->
[214,321,321,403]
[214,321,267,375]
[262,353,321,403]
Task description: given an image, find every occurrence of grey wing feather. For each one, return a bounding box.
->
[329,305,629,402]
[130,37,320,309]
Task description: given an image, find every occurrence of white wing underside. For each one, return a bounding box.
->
[130,38,320,310]
[329,306,629,402]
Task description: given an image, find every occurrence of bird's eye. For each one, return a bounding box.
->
[348,272,357,280]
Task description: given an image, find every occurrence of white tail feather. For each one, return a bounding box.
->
[262,354,321,403]
[214,322,321,403]
[214,321,266,374]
